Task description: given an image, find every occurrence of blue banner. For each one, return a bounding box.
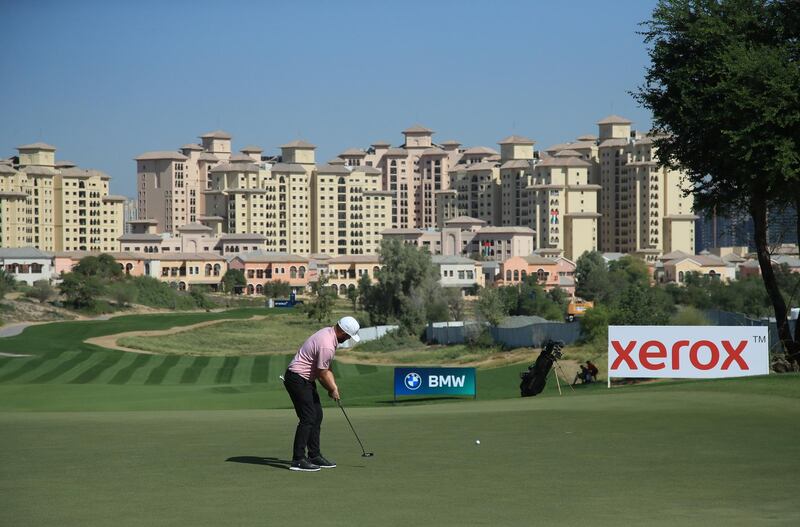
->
[394,367,476,399]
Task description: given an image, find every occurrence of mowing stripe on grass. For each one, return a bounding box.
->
[0,357,48,383]
[250,355,271,384]
[214,356,239,384]
[144,355,181,385]
[180,356,211,384]
[109,354,153,385]
[29,351,94,384]
[67,352,126,384]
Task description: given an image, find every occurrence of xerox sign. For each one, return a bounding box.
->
[608,326,769,379]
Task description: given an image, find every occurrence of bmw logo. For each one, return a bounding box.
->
[404,372,422,390]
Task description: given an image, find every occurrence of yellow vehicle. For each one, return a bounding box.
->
[566,299,594,322]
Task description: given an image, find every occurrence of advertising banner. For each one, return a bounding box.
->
[608,326,769,380]
[393,367,476,400]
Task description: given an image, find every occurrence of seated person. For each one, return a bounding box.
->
[573,365,589,385]
[586,361,599,383]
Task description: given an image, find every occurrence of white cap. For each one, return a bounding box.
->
[337,316,361,342]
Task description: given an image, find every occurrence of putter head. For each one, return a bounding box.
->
[362,452,374,457]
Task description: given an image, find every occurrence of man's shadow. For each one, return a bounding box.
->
[226,456,292,471]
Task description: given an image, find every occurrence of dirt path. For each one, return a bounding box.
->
[84,315,269,355]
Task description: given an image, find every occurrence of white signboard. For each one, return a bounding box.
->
[608,326,769,380]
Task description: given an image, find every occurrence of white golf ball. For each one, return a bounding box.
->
[475,440,481,445]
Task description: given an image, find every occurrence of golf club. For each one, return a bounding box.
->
[337,400,374,457]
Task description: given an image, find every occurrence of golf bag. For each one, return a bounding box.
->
[520,340,564,397]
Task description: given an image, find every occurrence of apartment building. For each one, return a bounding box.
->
[311,163,391,256]
[135,130,233,233]
[0,143,124,252]
[595,115,695,262]
[499,135,536,227]
[523,150,600,260]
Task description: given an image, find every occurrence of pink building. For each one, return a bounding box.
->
[498,255,577,295]
[53,251,149,278]
[227,252,310,295]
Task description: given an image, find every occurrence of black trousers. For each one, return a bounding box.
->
[283,370,323,462]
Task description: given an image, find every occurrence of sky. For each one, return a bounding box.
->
[0,0,659,198]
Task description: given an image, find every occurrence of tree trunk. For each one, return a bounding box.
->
[795,197,800,345]
[751,198,799,365]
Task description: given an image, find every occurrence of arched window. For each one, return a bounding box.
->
[247,284,254,295]
[521,270,527,280]
[373,266,380,277]
[179,281,187,291]
[205,264,212,276]
[213,264,221,276]
[339,284,347,296]
[125,263,133,275]
[506,270,512,281]
[678,271,684,282]
[537,268,547,282]
[256,284,263,294]
[513,270,519,282]
[299,266,306,278]
[290,266,297,279]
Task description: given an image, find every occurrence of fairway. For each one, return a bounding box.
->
[2,312,800,525]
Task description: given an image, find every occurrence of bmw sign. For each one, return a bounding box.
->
[394,367,476,400]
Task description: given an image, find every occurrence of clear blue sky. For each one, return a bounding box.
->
[0,0,658,198]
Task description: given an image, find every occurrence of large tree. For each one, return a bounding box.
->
[636,0,800,364]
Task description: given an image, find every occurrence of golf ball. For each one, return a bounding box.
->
[475,440,481,445]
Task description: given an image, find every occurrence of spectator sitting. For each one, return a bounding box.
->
[586,361,599,382]
[573,365,590,385]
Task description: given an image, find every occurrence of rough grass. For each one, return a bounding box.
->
[117,317,323,356]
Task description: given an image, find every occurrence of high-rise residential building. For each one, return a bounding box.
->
[123,198,138,234]
[441,162,501,226]
[204,141,313,255]
[136,130,232,233]
[346,126,462,230]
[0,143,124,252]
[594,115,695,262]
[522,151,600,260]
[499,135,536,227]
[310,163,391,256]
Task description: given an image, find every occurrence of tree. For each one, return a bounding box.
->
[362,240,444,334]
[222,269,246,295]
[0,270,17,299]
[263,280,292,299]
[636,0,800,364]
[306,274,336,323]
[346,285,359,311]
[575,251,609,301]
[476,287,507,327]
[73,254,123,281]
[59,272,105,309]
[442,288,465,321]
[26,280,56,303]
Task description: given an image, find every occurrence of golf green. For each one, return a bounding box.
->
[2,311,800,525]
[2,377,800,526]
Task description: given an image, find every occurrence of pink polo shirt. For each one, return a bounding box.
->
[287,326,338,381]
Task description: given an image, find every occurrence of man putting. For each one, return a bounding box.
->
[283,316,360,472]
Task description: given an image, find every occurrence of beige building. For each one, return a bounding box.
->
[136,130,235,234]
[311,163,391,256]
[499,135,536,227]
[381,218,534,262]
[595,115,696,262]
[348,126,463,230]
[322,254,382,295]
[523,151,600,260]
[203,140,314,255]
[0,143,124,252]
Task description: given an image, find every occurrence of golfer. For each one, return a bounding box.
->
[283,316,360,472]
